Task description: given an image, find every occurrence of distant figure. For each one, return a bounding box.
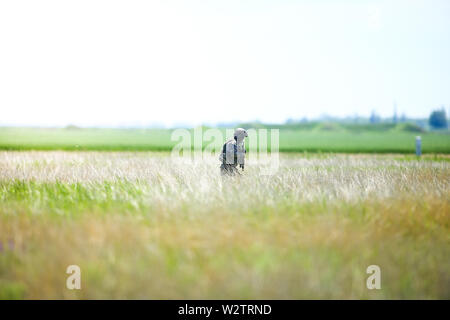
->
[219,128,248,176]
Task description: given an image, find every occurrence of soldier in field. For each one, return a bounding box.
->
[219,128,248,176]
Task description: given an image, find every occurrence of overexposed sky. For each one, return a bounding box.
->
[1,0,449,127]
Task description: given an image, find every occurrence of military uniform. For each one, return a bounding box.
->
[219,129,247,176]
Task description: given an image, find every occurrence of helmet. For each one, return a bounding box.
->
[234,128,248,141]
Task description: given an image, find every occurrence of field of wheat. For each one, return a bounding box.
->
[0,151,449,299]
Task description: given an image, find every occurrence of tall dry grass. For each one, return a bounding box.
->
[0,151,449,299]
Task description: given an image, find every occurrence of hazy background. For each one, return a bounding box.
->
[1,0,449,127]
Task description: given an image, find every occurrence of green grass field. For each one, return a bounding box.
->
[0,125,449,299]
[0,126,449,153]
[0,151,449,299]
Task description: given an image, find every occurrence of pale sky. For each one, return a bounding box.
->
[1,0,449,127]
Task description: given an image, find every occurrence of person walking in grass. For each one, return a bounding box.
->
[219,128,248,176]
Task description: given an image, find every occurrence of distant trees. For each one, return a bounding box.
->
[369,110,380,124]
[286,118,295,124]
[393,102,398,124]
[399,113,406,122]
[429,108,447,129]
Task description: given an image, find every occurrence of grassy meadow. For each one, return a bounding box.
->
[0,151,449,299]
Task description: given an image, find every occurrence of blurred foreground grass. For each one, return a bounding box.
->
[0,152,449,299]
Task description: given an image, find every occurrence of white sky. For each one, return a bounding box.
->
[1,0,449,127]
